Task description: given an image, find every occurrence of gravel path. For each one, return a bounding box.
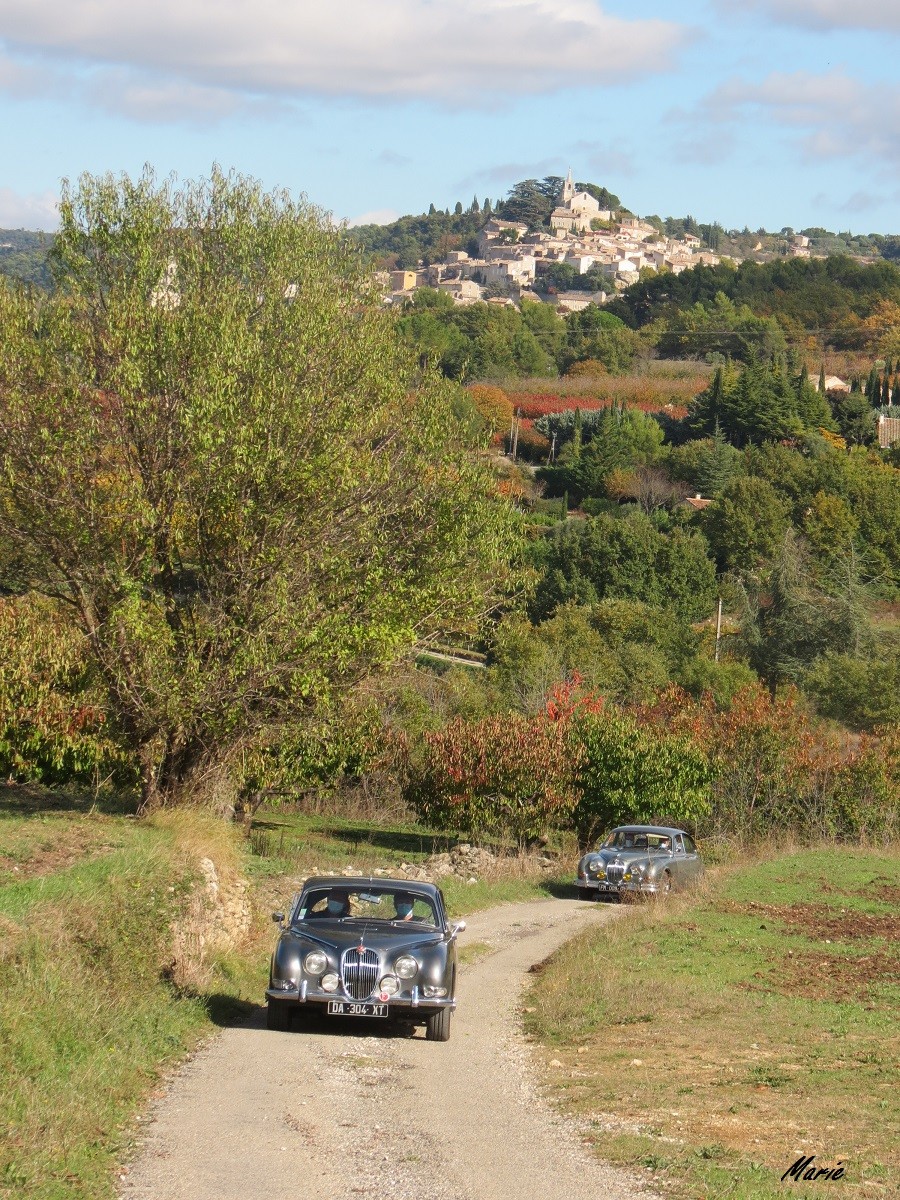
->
[120,897,655,1200]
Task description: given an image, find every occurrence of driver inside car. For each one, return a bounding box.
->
[393,892,415,921]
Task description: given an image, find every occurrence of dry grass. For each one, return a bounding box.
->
[525,848,899,1200]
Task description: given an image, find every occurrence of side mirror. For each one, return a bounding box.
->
[272,911,285,925]
[451,920,466,936]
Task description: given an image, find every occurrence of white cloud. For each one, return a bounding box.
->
[0,1,688,108]
[0,186,58,229]
[723,1,900,32]
[345,208,402,227]
[700,71,900,171]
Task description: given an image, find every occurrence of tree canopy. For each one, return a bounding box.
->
[0,168,514,810]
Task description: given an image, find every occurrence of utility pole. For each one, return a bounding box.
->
[510,408,520,461]
[714,597,723,662]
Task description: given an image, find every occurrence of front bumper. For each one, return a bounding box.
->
[577,877,620,895]
[577,876,661,895]
[266,980,456,1012]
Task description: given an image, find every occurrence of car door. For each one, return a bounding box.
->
[671,834,687,885]
[681,834,703,883]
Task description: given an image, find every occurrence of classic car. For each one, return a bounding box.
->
[266,876,464,1041]
[576,825,703,899]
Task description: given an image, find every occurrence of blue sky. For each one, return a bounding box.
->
[1,0,899,233]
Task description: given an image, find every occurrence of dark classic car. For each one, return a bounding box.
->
[266,876,464,1041]
[576,825,703,899]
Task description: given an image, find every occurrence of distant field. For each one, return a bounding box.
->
[506,362,712,422]
[525,848,899,1200]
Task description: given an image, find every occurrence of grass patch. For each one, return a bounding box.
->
[246,805,571,920]
[525,847,899,1200]
[0,796,258,1200]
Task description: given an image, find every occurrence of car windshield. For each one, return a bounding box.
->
[602,830,671,852]
[297,886,438,926]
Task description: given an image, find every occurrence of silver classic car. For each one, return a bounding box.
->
[576,825,703,899]
[266,876,464,1041]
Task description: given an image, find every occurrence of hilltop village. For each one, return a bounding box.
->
[382,171,812,313]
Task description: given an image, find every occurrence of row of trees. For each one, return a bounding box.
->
[399,678,897,848]
[397,288,641,380]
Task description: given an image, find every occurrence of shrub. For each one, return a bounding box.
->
[467,384,513,434]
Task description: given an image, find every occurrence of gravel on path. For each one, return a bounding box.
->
[120,897,656,1200]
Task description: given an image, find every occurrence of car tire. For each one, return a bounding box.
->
[425,1007,451,1042]
[657,871,672,898]
[266,1000,291,1031]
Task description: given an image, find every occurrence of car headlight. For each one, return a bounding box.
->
[320,973,339,993]
[394,955,419,980]
[304,950,328,976]
[379,975,401,996]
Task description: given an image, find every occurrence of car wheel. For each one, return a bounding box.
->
[266,1000,291,1031]
[425,1007,451,1042]
[657,871,672,898]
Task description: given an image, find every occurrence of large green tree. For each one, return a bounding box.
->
[0,168,513,810]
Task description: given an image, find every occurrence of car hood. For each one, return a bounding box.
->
[581,848,666,866]
[285,921,445,952]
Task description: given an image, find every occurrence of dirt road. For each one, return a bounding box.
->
[121,897,654,1200]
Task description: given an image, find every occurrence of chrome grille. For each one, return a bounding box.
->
[341,947,379,1000]
[605,863,625,883]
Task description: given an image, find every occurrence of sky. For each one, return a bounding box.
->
[1,0,900,234]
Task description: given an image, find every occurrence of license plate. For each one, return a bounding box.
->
[599,882,616,891]
[326,1000,388,1018]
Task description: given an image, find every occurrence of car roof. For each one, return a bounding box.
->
[609,825,689,838]
[300,875,443,900]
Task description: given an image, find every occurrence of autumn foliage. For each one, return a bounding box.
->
[403,678,898,847]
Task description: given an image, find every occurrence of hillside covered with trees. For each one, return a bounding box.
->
[0,169,896,851]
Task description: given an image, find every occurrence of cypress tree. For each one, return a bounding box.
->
[818,364,827,395]
[893,379,900,406]
[884,374,893,406]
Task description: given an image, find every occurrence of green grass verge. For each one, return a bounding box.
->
[524,847,899,1200]
[0,802,257,1200]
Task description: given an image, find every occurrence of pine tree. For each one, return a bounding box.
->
[454,201,463,216]
[428,203,437,216]
[696,423,737,497]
